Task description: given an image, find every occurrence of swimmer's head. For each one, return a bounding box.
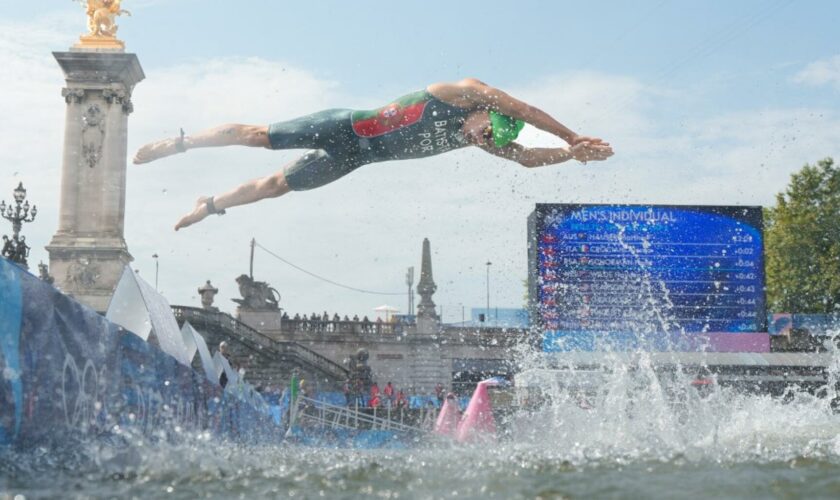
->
[488,111,525,147]
[463,110,493,146]
[463,110,524,147]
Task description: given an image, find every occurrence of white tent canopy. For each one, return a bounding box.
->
[374,304,399,321]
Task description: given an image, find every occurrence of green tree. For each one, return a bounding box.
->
[765,157,840,313]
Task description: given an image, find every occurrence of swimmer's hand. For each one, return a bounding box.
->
[569,134,610,148]
[569,142,614,163]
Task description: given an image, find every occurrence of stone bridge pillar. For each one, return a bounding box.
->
[46,48,144,312]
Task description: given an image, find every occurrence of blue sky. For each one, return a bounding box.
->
[0,0,839,320]
[3,1,837,101]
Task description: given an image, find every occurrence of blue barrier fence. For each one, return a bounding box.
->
[0,257,280,449]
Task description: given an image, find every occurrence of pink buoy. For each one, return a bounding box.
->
[433,393,461,438]
[455,378,501,443]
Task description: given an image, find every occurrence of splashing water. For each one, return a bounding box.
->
[511,352,840,464]
[2,342,840,498]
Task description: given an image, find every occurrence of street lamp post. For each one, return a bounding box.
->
[485,261,492,326]
[1,182,37,269]
[406,266,415,316]
[152,253,159,291]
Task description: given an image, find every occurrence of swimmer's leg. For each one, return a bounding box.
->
[282,149,365,192]
[174,149,365,230]
[134,124,270,164]
[174,166,289,231]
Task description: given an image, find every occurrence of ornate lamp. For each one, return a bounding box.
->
[1,182,37,268]
[13,183,25,203]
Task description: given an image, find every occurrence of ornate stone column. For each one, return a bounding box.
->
[46,48,144,313]
[416,238,440,333]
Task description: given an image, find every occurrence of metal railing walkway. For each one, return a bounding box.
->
[292,396,428,434]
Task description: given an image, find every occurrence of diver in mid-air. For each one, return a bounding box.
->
[133,78,615,230]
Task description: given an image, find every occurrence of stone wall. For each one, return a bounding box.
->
[239,313,527,394]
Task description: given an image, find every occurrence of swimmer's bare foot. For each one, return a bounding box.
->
[133,129,187,164]
[174,196,211,231]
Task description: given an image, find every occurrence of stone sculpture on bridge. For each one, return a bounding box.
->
[232,274,280,311]
[198,280,219,311]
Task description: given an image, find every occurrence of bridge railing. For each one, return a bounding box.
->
[171,306,348,380]
[282,319,405,336]
[294,396,425,434]
[279,319,526,347]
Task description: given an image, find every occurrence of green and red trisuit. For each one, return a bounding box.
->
[267,90,472,191]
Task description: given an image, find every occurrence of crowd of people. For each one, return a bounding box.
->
[342,381,449,410]
[343,380,404,409]
[281,311,399,334]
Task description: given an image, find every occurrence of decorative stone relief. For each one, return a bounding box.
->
[81,104,106,169]
[61,88,86,104]
[66,258,100,288]
[102,87,134,115]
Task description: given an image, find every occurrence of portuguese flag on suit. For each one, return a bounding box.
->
[351,91,430,138]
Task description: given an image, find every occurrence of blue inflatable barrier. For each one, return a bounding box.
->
[409,395,440,409]
[314,391,347,407]
[0,257,280,449]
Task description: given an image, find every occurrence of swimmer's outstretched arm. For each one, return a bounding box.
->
[430,78,608,146]
[480,141,613,168]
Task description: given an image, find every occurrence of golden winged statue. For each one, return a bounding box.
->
[85,0,131,38]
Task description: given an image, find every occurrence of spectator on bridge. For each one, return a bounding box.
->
[281,311,289,321]
[396,389,408,411]
[383,381,394,407]
[435,383,444,405]
[293,313,301,321]
[352,314,359,322]
[370,381,380,404]
[343,381,351,407]
[309,312,318,332]
[343,315,350,322]
[298,379,315,415]
[218,341,229,388]
[362,316,371,333]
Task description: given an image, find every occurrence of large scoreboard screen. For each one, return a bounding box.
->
[528,204,766,351]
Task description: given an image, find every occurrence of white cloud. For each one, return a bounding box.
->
[793,55,840,89]
[2,16,839,324]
